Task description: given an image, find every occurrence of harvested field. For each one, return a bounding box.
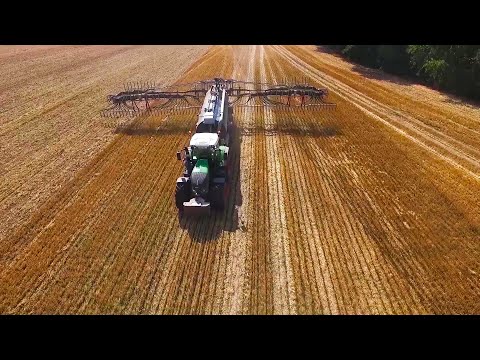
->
[0,45,210,241]
[0,45,478,314]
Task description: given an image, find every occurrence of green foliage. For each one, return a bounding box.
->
[324,45,480,101]
[422,58,449,87]
[341,45,379,68]
[377,45,410,75]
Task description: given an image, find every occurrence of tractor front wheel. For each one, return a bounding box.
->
[210,183,226,210]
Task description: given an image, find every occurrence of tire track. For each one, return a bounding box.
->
[266,47,429,314]
[0,46,210,243]
[272,46,480,180]
[261,46,299,314]
[268,46,479,314]
[221,45,257,314]
[0,130,153,312]
[291,46,480,132]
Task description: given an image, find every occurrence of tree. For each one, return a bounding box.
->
[377,45,410,75]
[323,45,480,100]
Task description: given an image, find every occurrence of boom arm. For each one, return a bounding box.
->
[101,78,336,117]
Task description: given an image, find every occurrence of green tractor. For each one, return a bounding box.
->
[175,132,230,216]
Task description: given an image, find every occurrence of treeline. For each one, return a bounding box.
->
[325,45,480,100]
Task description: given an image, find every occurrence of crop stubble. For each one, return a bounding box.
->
[0,46,478,314]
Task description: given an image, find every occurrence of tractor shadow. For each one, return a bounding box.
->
[178,107,242,243]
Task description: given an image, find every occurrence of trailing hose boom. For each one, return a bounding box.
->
[101,77,336,118]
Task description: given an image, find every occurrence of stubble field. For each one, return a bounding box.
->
[0,45,478,314]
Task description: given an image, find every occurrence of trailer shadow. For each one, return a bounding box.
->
[112,119,193,136]
[240,108,342,138]
[178,108,242,243]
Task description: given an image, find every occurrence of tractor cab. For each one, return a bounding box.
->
[189,132,219,149]
[188,133,226,172]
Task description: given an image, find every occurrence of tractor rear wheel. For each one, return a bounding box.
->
[210,183,225,210]
[175,181,190,210]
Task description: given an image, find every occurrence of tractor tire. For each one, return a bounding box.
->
[210,183,225,210]
[175,181,190,211]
